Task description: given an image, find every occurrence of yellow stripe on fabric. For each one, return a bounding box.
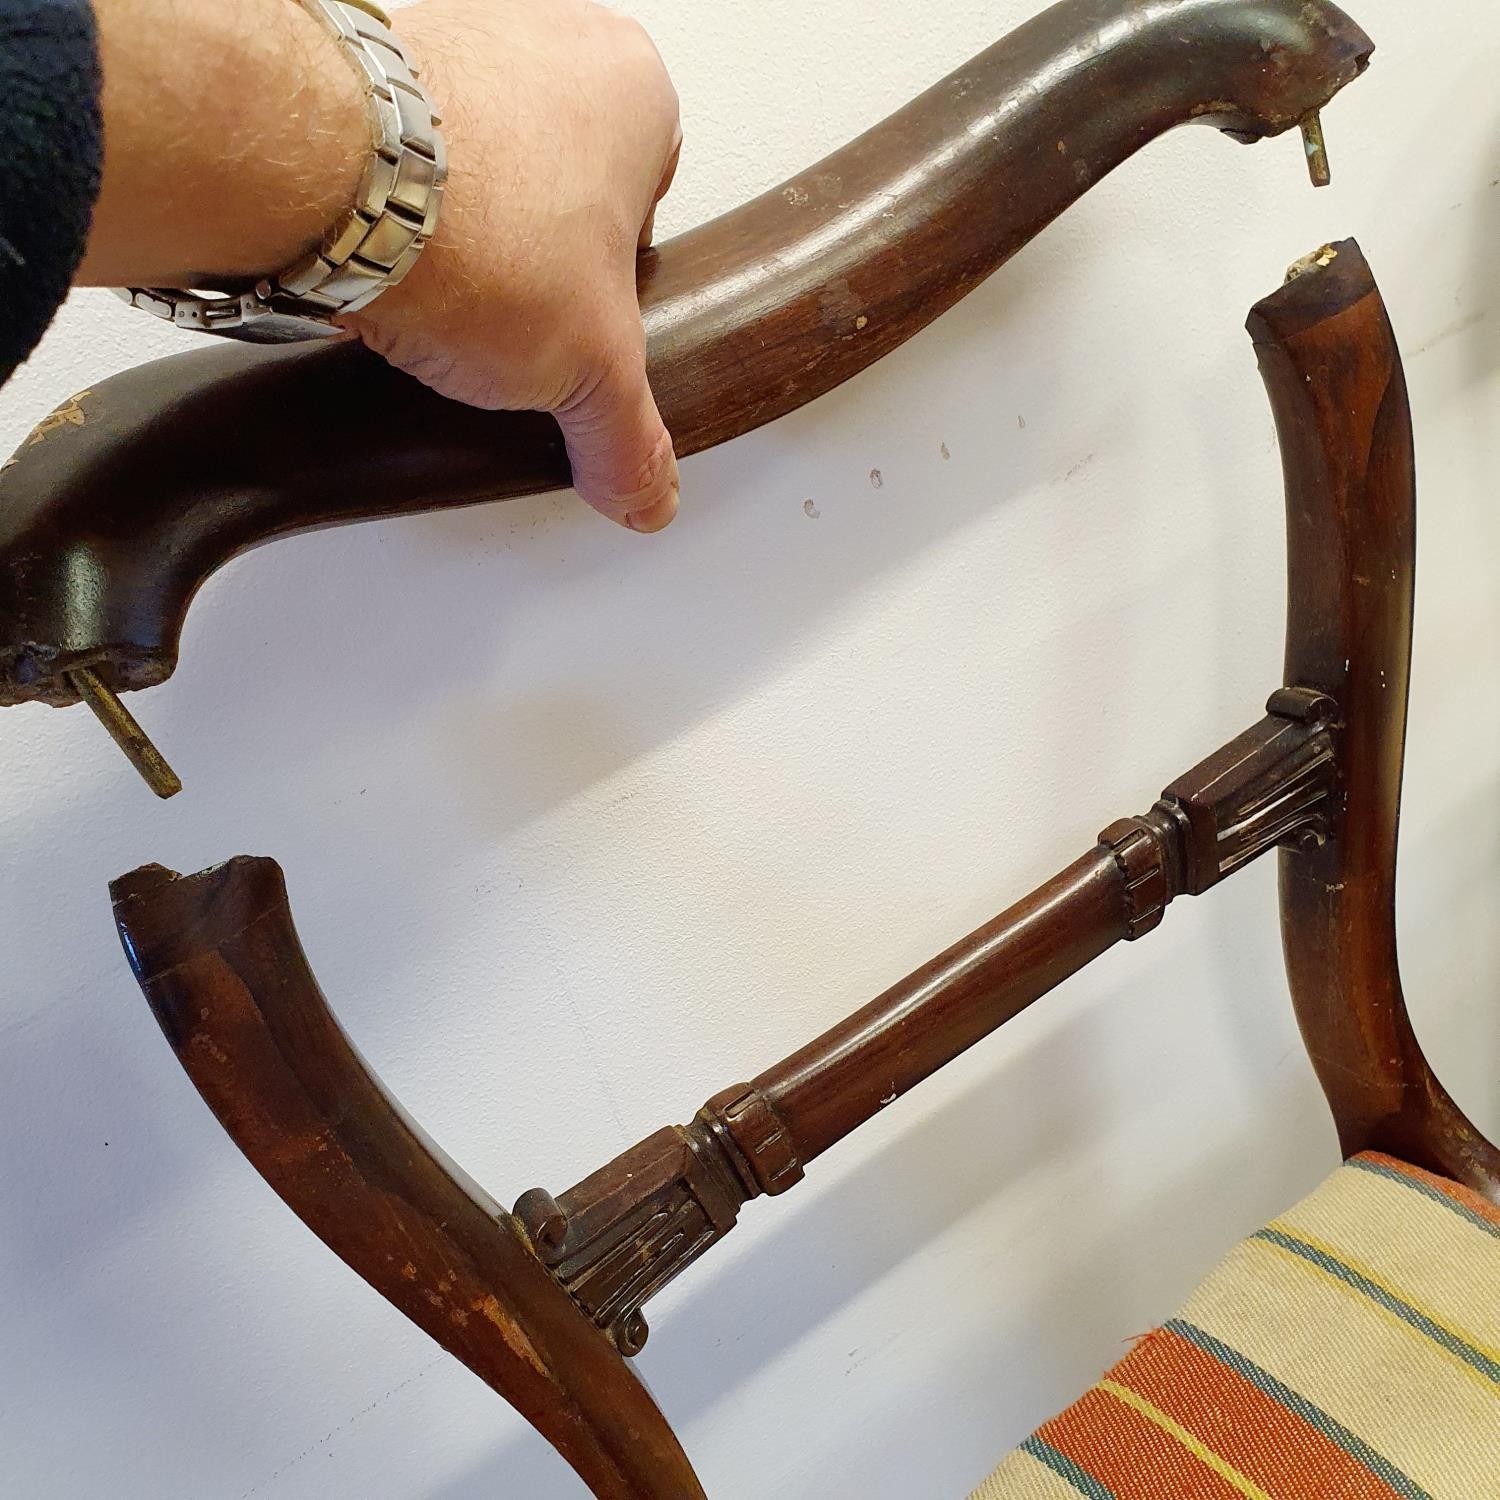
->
[1258,1222,1500,1394]
[1098,1379,1272,1500]
[968,1444,1110,1500]
[1274,1167,1500,1343]
[1189,1236,1500,1496]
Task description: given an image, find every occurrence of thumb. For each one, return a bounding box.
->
[556,344,680,533]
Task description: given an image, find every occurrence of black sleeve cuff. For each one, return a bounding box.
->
[0,0,103,387]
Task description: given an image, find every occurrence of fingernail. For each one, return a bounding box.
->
[625,483,680,534]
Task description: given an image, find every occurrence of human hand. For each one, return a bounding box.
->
[343,0,684,532]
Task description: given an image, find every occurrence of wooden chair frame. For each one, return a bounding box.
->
[107,243,1500,1496]
[8,1,1480,1492]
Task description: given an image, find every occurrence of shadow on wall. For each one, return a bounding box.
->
[1461,100,1500,389]
[1397,771,1500,1139]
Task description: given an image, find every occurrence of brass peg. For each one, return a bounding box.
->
[1300,112,1331,188]
[66,667,183,799]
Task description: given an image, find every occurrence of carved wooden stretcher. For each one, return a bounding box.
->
[0,0,1373,794]
[110,241,1500,1496]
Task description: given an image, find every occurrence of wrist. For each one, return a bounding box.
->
[79,0,368,286]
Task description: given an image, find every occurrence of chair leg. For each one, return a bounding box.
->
[1255,240,1500,1200]
[110,857,708,1500]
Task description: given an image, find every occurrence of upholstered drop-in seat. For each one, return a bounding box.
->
[975,1155,1500,1500]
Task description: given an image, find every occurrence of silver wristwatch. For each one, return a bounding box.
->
[115,0,445,342]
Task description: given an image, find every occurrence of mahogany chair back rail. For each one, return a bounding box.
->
[113,243,1498,1498]
[0,0,1373,708]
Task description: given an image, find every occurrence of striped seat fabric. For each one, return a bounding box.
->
[973,1153,1500,1499]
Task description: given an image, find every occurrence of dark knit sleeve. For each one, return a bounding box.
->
[0,0,102,387]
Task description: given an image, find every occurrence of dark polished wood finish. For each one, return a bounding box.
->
[0,0,1373,707]
[753,851,1127,1165]
[110,857,707,1500]
[1256,243,1500,1201]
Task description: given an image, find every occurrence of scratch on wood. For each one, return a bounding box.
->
[475,1294,550,1379]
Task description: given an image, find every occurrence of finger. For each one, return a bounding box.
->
[638,126,683,250]
[658,124,683,204]
[556,352,679,532]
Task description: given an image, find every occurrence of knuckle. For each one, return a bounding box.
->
[628,425,675,496]
[599,13,677,111]
[604,10,652,51]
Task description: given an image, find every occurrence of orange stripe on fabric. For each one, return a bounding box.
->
[1039,1384,1243,1500]
[1115,1327,1406,1500]
[1359,1152,1500,1230]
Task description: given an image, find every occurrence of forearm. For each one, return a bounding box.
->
[69,0,683,531]
[76,0,366,285]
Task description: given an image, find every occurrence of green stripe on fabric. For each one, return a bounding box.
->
[1166,1319,1431,1500]
[1020,1436,1118,1499]
[1254,1227,1500,1386]
[1348,1157,1500,1242]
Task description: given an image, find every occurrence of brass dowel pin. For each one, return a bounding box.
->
[65,667,183,799]
[1300,112,1331,188]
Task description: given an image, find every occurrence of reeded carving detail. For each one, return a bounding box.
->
[514,1084,803,1355]
[1098,687,1339,924]
[1097,815,1176,939]
[1204,729,1335,876]
[1161,688,1339,896]
[700,1084,804,1196]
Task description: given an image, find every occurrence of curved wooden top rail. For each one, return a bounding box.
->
[0,0,1372,708]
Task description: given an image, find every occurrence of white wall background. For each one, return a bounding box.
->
[2,1,1498,1495]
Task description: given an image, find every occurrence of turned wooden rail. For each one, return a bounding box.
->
[113,243,1498,1497]
[0,0,1372,730]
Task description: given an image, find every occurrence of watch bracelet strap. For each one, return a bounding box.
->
[115,0,445,337]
